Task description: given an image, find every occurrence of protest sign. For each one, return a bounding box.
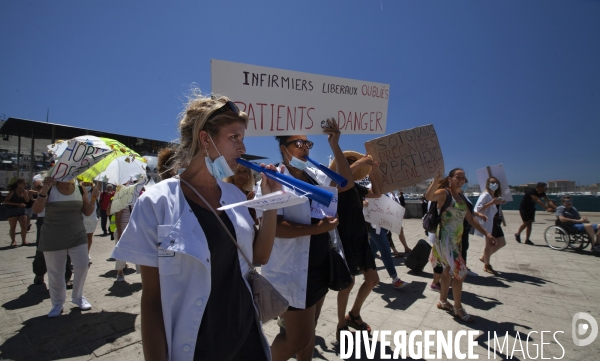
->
[310,185,338,219]
[211,59,389,136]
[364,124,444,193]
[217,190,307,211]
[48,140,112,182]
[363,196,405,235]
[110,180,145,214]
[476,164,513,202]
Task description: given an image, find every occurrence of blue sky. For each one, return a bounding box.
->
[1,0,599,185]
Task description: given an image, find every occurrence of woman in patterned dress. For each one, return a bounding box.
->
[425,168,496,323]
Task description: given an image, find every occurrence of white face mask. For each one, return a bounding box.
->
[205,135,235,179]
[285,148,308,171]
[84,186,92,192]
[489,182,499,191]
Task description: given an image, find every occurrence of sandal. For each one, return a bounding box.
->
[483,264,498,275]
[437,300,453,312]
[453,307,475,323]
[345,312,371,336]
[10,242,17,248]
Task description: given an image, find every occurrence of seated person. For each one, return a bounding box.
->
[556,196,600,251]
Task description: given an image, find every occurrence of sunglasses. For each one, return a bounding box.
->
[207,101,240,122]
[284,139,314,149]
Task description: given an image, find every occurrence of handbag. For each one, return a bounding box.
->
[179,178,289,322]
[327,229,353,291]
[422,189,452,233]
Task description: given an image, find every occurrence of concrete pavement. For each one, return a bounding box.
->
[1,210,599,360]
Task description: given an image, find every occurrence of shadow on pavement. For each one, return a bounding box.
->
[106,282,142,298]
[0,311,137,361]
[457,290,502,311]
[495,272,554,287]
[463,275,510,288]
[2,284,49,310]
[371,281,428,311]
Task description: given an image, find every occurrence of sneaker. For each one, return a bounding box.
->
[33,275,45,285]
[72,296,92,310]
[48,304,63,318]
[392,278,408,289]
[524,240,534,245]
[66,280,73,289]
[466,269,478,277]
[514,234,521,243]
[430,282,441,292]
[116,273,125,282]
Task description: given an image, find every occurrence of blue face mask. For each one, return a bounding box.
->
[285,148,308,171]
[205,135,235,179]
[461,182,469,192]
[489,182,499,191]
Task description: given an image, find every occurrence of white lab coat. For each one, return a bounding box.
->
[256,167,331,309]
[112,178,270,361]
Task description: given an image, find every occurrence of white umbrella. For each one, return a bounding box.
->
[94,155,147,186]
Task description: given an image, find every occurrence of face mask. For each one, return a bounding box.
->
[84,186,92,192]
[489,183,499,191]
[461,183,469,192]
[285,148,308,171]
[205,135,234,179]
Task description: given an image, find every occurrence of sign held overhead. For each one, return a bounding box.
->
[211,59,390,136]
[364,124,444,193]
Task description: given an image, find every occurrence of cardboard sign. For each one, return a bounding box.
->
[364,124,444,193]
[110,180,145,214]
[363,195,405,235]
[211,59,389,136]
[475,164,513,202]
[310,185,338,219]
[217,191,307,211]
[48,140,112,182]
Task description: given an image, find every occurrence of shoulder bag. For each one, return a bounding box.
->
[179,178,289,322]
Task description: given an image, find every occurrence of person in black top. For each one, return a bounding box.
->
[398,191,406,207]
[3,178,30,247]
[515,182,557,245]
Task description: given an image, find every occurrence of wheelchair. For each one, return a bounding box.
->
[544,219,591,251]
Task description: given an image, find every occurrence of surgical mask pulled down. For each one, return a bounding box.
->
[205,135,235,179]
[285,148,308,171]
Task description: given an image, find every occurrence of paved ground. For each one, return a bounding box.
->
[0,210,599,360]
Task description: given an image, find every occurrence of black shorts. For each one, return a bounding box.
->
[492,223,504,238]
[519,208,536,222]
[5,206,26,219]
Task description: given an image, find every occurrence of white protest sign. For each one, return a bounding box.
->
[363,196,405,235]
[48,140,112,182]
[310,185,338,219]
[110,180,145,214]
[475,164,513,202]
[217,191,307,211]
[211,59,389,136]
[364,124,444,193]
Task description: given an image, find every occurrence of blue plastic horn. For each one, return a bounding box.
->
[236,158,334,207]
[305,156,348,188]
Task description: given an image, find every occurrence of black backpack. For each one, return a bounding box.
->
[422,189,452,233]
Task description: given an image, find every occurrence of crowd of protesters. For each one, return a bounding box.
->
[4,91,597,361]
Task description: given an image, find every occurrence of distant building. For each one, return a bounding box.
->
[547,180,576,193]
[0,118,171,189]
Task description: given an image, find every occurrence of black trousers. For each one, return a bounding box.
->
[32,217,72,280]
[100,209,109,234]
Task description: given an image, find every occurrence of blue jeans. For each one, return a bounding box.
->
[368,227,397,278]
